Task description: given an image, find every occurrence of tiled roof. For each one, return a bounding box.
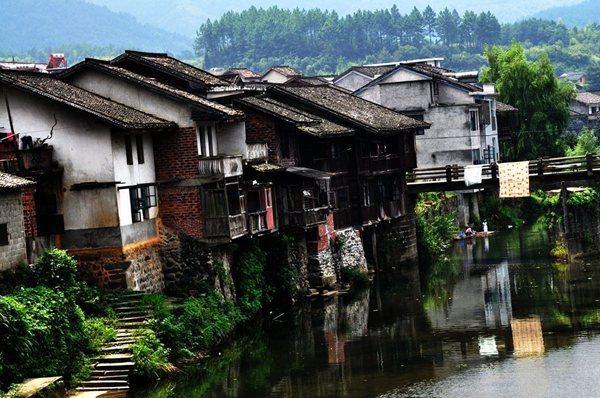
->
[228,68,261,79]
[237,96,354,137]
[496,101,518,112]
[63,60,243,119]
[336,65,397,81]
[0,71,175,130]
[409,64,482,92]
[264,66,301,78]
[575,91,600,105]
[0,172,34,191]
[272,85,429,134]
[113,51,229,87]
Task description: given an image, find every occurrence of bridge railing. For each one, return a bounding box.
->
[406,153,600,185]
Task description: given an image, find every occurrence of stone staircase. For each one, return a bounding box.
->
[70,291,151,397]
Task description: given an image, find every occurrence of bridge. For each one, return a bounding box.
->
[406,154,600,193]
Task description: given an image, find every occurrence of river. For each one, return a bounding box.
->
[136,227,600,397]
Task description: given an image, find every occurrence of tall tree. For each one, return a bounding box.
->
[422,5,437,43]
[481,43,576,160]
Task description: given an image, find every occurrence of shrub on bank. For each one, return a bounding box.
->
[235,242,269,317]
[131,328,172,380]
[415,193,459,259]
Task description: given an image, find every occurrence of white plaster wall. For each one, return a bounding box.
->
[378,81,432,111]
[334,72,372,92]
[358,85,381,104]
[68,70,194,127]
[379,67,429,84]
[261,71,290,84]
[438,83,472,105]
[5,88,119,230]
[217,121,247,158]
[416,106,475,168]
[112,131,158,226]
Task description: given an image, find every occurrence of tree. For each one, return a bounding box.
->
[481,43,576,160]
[586,61,600,91]
[422,6,437,43]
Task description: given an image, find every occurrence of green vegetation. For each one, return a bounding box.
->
[415,193,459,260]
[131,329,172,380]
[234,242,269,317]
[482,43,575,160]
[340,266,370,289]
[196,5,600,80]
[479,196,524,230]
[566,128,600,156]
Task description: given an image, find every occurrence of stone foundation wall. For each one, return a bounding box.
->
[333,228,367,274]
[287,235,309,291]
[125,244,165,292]
[308,247,335,287]
[377,214,418,268]
[0,192,28,271]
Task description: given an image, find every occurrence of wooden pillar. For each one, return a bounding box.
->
[561,182,570,237]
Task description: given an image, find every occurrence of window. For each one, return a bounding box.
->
[280,131,291,158]
[197,124,217,157]
[491,102,497,131]
[469,110,479,131]
[226,183,242,215]
[125,135,133,165]
[130,185,157,223]
[0,223,8,246]
[433,82,439,96]
[136,135,145,164]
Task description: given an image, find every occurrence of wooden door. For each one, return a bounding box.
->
[262,188,275,230]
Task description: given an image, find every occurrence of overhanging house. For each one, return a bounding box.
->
[0,70,175,289]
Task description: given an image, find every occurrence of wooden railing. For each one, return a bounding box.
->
[0,146,54,173]
[406,154,600,185]
[246,142,268,162]
[204,213,247,239]
[359,154,402,174]
[248,210,268,234]
[198,155,243,177]
[287,206,329,228]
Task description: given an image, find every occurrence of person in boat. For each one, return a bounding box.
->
[465,225,475,238]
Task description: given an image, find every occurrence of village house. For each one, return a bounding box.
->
[560,71,587,87]
[567,91,600,134]
[349,58,503,168]
[0,70,175,289]
[0,172,36,271]
[232,83,429,285]
[260,66,302,84]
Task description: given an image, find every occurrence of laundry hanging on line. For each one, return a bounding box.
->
[498,161,530,198]
[464,164,483,187]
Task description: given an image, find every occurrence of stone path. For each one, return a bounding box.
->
[70,292,151,397]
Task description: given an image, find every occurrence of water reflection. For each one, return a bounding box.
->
[136,228,600,398]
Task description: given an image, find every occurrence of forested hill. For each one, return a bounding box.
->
[0,0,192,57]
[196,6,600,77]
[533,0,600,27]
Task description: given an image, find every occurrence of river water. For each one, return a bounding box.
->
[137,228,600,397]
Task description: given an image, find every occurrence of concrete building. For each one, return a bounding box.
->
[351,59,501,168]
[0,172,35,271]
[567,91,600,135]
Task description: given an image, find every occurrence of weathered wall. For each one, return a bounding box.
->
[0,192,27,271]
[379,81,431,111]
[376,213,418,268]
[154,126,204,239]
[217,121,247,159]
[124,243,165,292]
[68,69,194,127]
[244,111,280,163]
[334,72,373,92]
[333,227,368,274]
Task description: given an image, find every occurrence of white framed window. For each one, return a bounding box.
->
[197,124,218,157]
[469,109,479,132]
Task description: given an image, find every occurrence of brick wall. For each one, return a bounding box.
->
[153,127,204,239]
[21,186,37,238]
[0,192,28,271]
[245,111,280,163]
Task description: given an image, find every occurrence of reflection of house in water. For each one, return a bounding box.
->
[427,261,512,331]
[511,316,545,357]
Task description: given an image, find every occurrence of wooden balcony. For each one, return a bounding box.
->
[312,157,350,173]
[0,145,54,174]
[333,207,353,229]
[204,213,247,239]
[359,154,402,174]
[198,155,243,178]
[248,210,268,234]
[246,142,269,163]
[286,206,329,228]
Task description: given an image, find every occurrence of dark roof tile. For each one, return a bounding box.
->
[0,71,175,130]
[0,172,34,191]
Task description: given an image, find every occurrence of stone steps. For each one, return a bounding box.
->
[79,380,129,388]
[100,344,133,353]
[93,354,133,363]
[90,370,129,377]
[94,362,135,370]
[117,315,147,323]
[75,386,129,392]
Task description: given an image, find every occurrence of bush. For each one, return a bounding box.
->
[0,286,88,389]
[415,193,459,259]
[83,318,117,352]
[479,196,523,230]
[340,267,370,288]
[235,243,268,317]
[148,292,243,360]
[131,329,172,380]
[33,249,78,291]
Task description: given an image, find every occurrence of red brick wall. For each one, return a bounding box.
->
[153,127,203,239]
[21,186,37,238]
[245,111,280,163]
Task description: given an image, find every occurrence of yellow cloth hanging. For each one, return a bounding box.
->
[499,161,530,198]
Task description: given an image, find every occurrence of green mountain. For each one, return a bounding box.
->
[87,0,582,37]
[0,0,193,55]
[533,0,600,26]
